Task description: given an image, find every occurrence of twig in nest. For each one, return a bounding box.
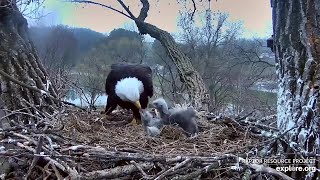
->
[243,124,252,143]
[238,157,294,180]
[156,162,165,170]
[0,69,87,111]
[223,126,297,154]
[235,113,278,132]
[170,161,222,180]
[0,109,43,121]
[154,158,193,180]
[236,111,255,121]
[16,142,79,178]
[51,163,64,179]
[10,132,53,154]
[80,162,154,179]
[25,135,44,179]
[130,160,152,179]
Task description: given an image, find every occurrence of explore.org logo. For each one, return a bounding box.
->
[244,158,317,172]
[275,166,316,172]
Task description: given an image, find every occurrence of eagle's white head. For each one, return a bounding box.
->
[115,77,144,109]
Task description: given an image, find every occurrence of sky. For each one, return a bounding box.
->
[28,0,273,39]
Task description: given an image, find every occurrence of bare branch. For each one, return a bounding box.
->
[137,0,150,21]
[116,0,136,19]
[154,158,193,180]
[25,136,44,179]
[70,0,134,20]
[80,162,154,179]
[0,69,86,111]
[130,160,151,179]
[191,0,197,20]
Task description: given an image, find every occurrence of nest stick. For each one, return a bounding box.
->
[154,158,193,180]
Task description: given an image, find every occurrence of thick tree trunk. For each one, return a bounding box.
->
[72,0,210,110]
[0,0,56,174]
[0,2,57,123]
[136,21,210,110]
[0,1,59,175]
[133,0,209,110]
[273,0,319,178]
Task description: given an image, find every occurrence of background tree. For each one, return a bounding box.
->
[1,0,318,178]
[175,9,276,115]
[72,0,210,110]
[0,0,58,123]
[29,26,106,100]
[271,0,319,178]
[178,10,241,111]
[74,48,109,109]
[29,26,105,66]
[151,40,186,103]
[31,26,78,98]
[30,25,78,71]
[72,27,105,56]
[67,28,147,108]
[104,28,147,63]
[225,38,276,116]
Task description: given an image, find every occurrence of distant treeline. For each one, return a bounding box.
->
[28,24,276,116]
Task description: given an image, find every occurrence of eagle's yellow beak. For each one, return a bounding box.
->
[133,101,142,109]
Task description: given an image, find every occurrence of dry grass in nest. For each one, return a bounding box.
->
[1,108,279,180]
[62,109,259,157]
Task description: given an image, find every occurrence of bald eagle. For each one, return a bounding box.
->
[104,63,153,125]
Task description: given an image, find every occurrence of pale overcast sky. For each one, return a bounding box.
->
[29,0,272,39]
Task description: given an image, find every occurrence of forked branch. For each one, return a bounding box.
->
[70,0,135,20]
[137,0,149,21]
[116,0,136,19]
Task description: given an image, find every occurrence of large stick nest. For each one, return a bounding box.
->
[63,109,257,157]
[1,107,293,180]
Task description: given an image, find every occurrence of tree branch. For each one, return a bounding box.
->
[116,0,136,19]
[0,69,87,111]
[80,162,154,179]
[70,0,134,20]
[137,0,150,21]
[154,158,193,180]
[191,0,197,20]
[25,136,44,179]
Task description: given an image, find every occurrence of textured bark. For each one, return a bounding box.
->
[136,21,210,110]
[273,0,319,178]
[134,0,209,110]
[0,2,57,122]
[0,1,59,174]
[0,98,12,175]
[71,0,210,110]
